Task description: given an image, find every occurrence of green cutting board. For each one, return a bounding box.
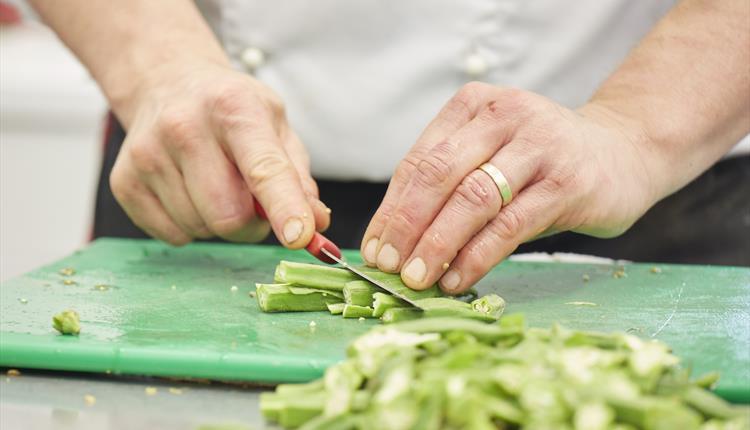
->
[1,239,748,402]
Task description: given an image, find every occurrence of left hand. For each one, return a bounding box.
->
[360,82,660,294]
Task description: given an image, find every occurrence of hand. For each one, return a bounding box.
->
[361,82,658,294]
[109,60,330,246]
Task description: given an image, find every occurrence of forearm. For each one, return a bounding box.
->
[586,0,750,199]
[29,0,229,126]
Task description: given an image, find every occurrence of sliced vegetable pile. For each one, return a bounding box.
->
[261,315,747,430]
[256,261,505,322]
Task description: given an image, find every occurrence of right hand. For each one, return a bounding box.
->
[109,60,330,247]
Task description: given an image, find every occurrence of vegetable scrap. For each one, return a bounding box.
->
[59,267,75,276]
[52,309,80,335]
[83,394,96,406]
[261,315,746,429]
[62,279,76,286]
[651,266,663,274]
[145,387,158,396]
[6,369,20,377]
[566,301,598,307]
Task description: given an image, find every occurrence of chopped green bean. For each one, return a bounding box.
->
[342,304,374,319]
[255,283,341,312]
[343,280,378,307]
[274,261,359,290]
[327,302,345,315]
[372,292,407,317]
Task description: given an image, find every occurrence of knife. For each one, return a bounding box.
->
[253,201,342,264]
[320,248,422,309]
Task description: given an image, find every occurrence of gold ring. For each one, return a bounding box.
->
[478,163,513,206]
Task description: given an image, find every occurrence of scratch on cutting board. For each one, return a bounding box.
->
[650,285,684,338]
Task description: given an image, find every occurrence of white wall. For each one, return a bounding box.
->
[0,21,106,281]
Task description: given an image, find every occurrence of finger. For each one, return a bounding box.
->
[375,96,529,273]
[282,129,331,232]
[360,82,494,265]
[400,144,540,289]
[438,180,563,295]
[109,159,191,246]
[177,138,271,243]
[143,157,213,240]
[219,109,315,249]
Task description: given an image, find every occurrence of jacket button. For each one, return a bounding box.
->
[464,53,488,78]
[241,47,266,71]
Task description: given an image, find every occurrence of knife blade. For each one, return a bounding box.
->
[320,248,423,309]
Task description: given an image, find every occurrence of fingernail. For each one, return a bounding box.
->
[403,257,426,284]
[283,217,304,244]
[377,243,400,271]
[441,270,461,291]
[363,238,379,265]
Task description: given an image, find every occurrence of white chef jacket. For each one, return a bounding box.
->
[196,0,749,181]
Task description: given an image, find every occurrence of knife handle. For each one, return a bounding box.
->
[253,201,342,264]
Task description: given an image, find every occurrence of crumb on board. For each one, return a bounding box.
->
[358,317,365,322]
[95,284,109,291]
[309,321,317,328]
[650,266,662,274]
[168,387,184,395]
[59,267,75,276]
[582,274,590,282]
[171,285,177,290]
[612,267,627,279]
[230,285,239,292]
[565,301,598,307]
[6,369,20,377]
[248,291,256,298]
[18,298,28,304]
[63,279,76,286]
[83,394,96,406]
[145,386,158,396]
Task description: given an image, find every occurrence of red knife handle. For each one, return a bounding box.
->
[253,200,341,264]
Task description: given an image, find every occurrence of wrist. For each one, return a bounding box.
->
[576,101,664,209]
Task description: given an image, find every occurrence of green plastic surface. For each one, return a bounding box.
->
[1,238,748,402]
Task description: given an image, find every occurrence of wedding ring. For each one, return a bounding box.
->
[478,163,513,206]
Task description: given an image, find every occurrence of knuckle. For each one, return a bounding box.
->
[392,152,423,186]
[242,149,292,188]
[211,86,251,116]
[488,207,525,240]
[496,88,534,117]
[445,82,483,118]
[128,141,162,175]
[462,243,493,278]
[391,207,420,233]
[454,172,500,213]
[159,110,201,145]
[212,92,269,135]
[413,142,455,188]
